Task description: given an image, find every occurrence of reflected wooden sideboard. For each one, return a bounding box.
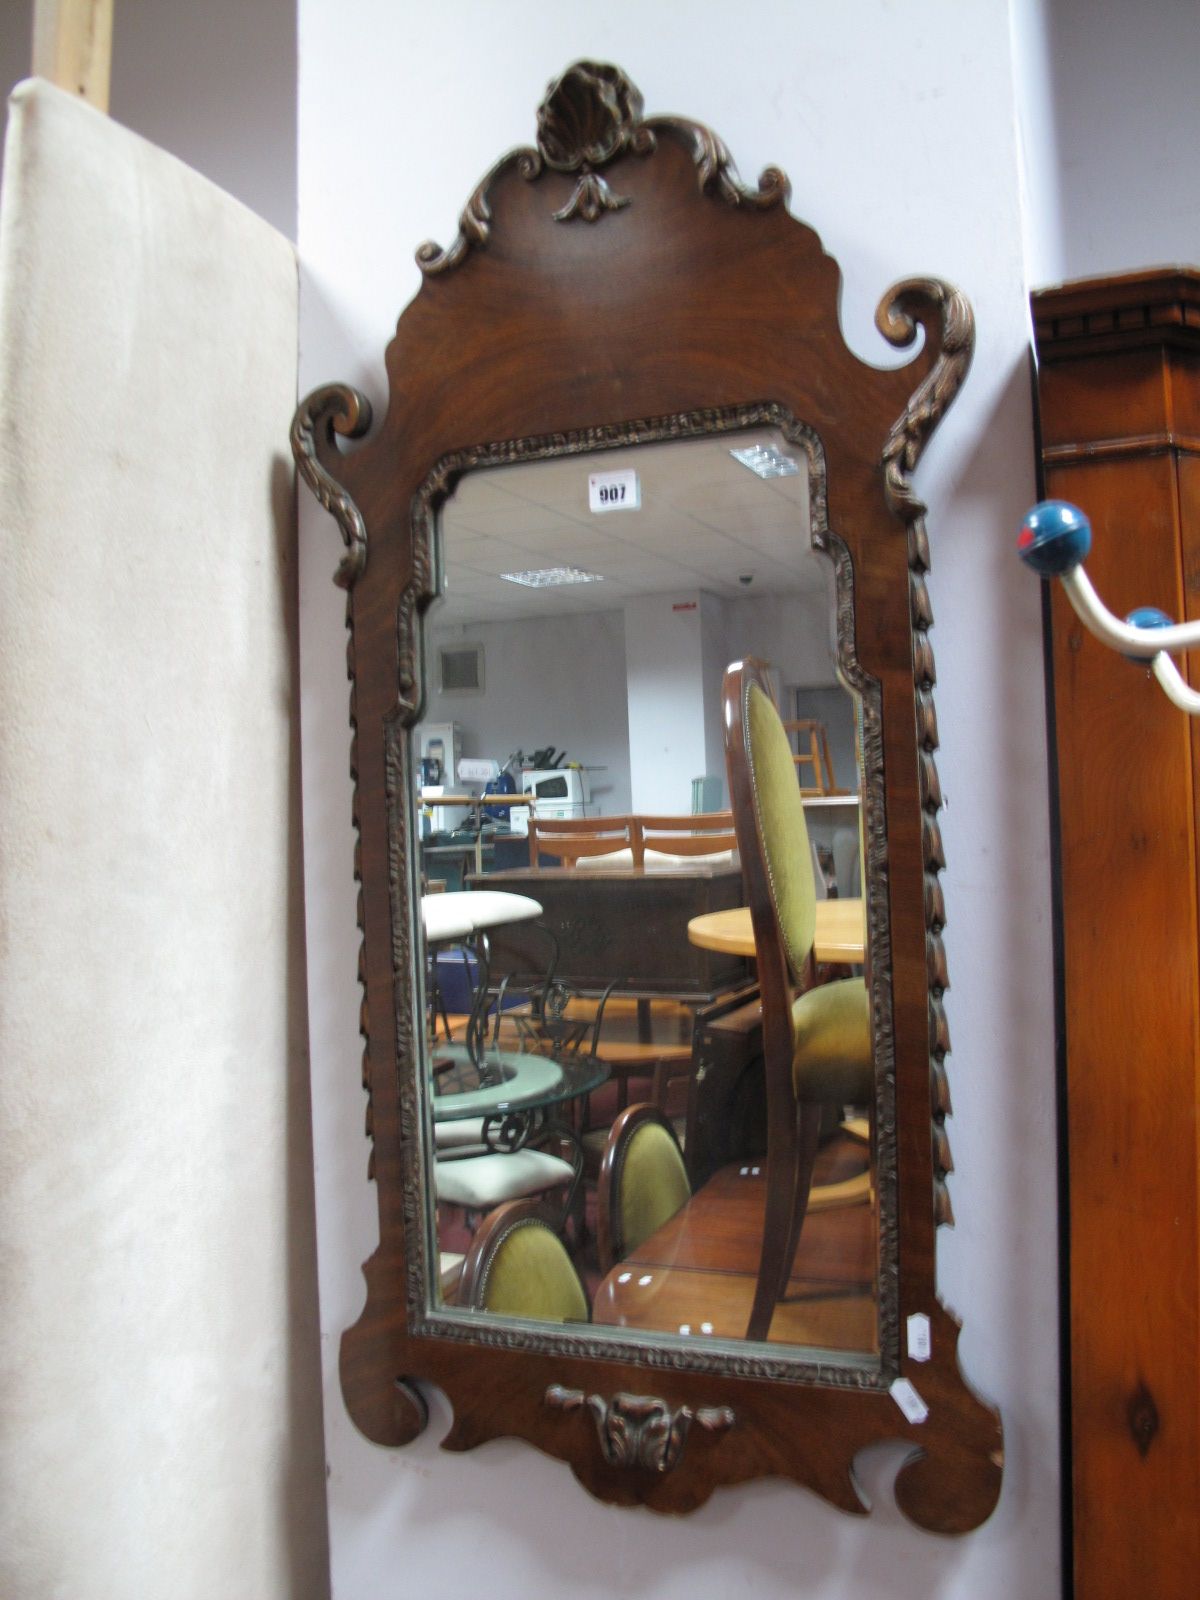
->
[468,862,749,1001]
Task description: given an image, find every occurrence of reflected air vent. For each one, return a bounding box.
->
[439,644,484,695]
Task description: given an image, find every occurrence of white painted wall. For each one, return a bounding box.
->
[0,0,296,238]
[297,4,1060,1598]
[1012,0,1200,285]
[723,589,839,689]
[108,0,297,238]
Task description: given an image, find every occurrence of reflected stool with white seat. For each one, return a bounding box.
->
[421,888,543,1066]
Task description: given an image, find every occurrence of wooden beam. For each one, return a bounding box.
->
[32,0,113,113]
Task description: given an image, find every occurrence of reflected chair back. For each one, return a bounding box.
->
[456,1199,590,1322]
[597,1103,692,1274]
[528,814,640,868]
[724,657,872,1338]
[634,811,737,864]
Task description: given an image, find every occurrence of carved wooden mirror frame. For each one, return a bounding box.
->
[292,62,1001,1530]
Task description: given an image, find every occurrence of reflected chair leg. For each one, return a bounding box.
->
[747,1101,799,1342]
[776,1101,822,1302]
[437,985,453,1042]
[746,1100,822,1340]
[650,1061,669,1109]
[636,997,652,1042]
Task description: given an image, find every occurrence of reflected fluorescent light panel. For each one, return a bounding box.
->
[499,566,605,588]
[730,443,800,478]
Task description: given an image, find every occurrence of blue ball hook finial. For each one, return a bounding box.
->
[1017,500,1092,577]
[1121,605,1174,663]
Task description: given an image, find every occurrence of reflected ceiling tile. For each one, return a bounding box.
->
[762,470,811,505]
[500,524,594,553]
[444,503,582,537]
[435,430,826,624]
[670,481,786,515]
[690,505,806,538]
[450,474,534,510]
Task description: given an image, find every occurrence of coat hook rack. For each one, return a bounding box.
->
[1019,499,1200,716]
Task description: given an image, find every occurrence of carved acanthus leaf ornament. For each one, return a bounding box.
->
[417,60,788,274]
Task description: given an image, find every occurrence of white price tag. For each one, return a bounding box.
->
[906,1312,932,1362]
[588,468,640,514]
[889,1377,929,1425]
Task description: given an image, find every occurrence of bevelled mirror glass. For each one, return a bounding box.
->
[292,61,1001,1532]
[417,427,882,1365]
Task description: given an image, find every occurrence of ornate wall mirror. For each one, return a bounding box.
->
[292,61,1001,1530]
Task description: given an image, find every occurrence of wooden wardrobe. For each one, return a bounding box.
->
[1032,268,1200,1600]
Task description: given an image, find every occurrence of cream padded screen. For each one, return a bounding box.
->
[0,82,327,1599]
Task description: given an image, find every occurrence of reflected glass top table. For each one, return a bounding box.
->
[431,1043,610,1220]
[430,1043,609,1122]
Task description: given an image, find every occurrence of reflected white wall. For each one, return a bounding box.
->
[425,609,633,813]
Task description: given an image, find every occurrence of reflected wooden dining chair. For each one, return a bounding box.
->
[455,1199,590,1323]
[527,814,640,868]
[596,1103,692,1275]
[723,658,874,1340]
[633,811,737,864]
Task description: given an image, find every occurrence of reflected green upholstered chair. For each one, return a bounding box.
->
[723,658,874,1341]
[456,1199,589,1324]
[596,1103,692,1275]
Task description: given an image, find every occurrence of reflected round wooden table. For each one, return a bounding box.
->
[687,897,865,964]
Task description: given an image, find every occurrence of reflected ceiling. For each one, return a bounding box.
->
[439,432,821,625]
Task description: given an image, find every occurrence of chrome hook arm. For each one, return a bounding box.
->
[1018,500,1200,716]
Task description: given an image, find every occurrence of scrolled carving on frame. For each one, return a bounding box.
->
[416,61,788,273]
[290,384,374,1179]
[383,720,429,1301]
[290,383,372,588]
[552,170,631,225]
[878,275,975,1232]
[877,278,975,524]
[646,115,790,209]
[393,485,440,723]
[415,149,544,276]
[545,1386,735,1475]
